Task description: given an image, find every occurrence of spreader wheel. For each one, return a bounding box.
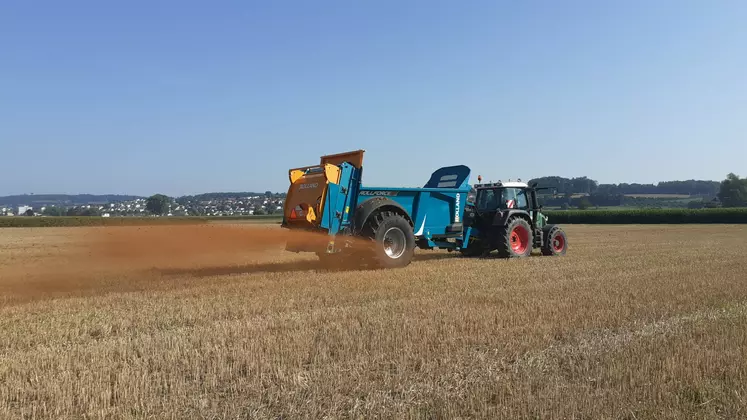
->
[496,217,533,258]
[362,211,416,269]
[541,225,568,256]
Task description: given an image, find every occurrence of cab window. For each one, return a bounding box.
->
[515,188,529,209]
[476,187,530,210]
[502,188,529,209]
[476,189,497,210]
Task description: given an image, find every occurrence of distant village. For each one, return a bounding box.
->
[0,194,285,217]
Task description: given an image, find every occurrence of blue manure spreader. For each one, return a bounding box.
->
[281,150,567,269]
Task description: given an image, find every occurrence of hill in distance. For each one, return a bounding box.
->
[0,194,145,208]
[0,175,724,209]
[0,192,287,208]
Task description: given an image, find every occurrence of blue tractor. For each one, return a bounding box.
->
[281,150,567,268]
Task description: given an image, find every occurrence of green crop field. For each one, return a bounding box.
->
[544,208,747,224]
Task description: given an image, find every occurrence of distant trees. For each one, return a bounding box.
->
[577,198,592,210]
[717,173,747,208]
[526,174,739,210]
[687,200,705,209]
[529,176,598,195]
[42,206,65,216]
[65,207,101,216]
[656,180,720,196]
[146,194,172,215]
[529,176,720,197]
[530,174,745,209]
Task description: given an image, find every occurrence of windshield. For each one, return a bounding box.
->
[476,187,527,211]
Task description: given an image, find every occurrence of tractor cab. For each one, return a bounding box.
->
[475,183,531,212]
[468,181,546,228]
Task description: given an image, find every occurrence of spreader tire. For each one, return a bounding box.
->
[496,217,533,258]
[541,224,568,256]
[362,211,415,268]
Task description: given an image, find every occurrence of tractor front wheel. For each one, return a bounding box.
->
[496,217,533,258]
[541,225,568,256]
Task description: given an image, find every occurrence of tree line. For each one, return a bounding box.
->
[20,173,747,217]
[530,173,747,209]
[528,176,721,196]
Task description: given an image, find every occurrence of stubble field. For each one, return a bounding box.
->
[1,224,746,419]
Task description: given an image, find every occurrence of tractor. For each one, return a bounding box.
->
[460,180,568,258]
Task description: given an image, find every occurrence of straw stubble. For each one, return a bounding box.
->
[0,224,746,419]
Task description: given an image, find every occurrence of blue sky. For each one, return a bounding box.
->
[1,0,745,196]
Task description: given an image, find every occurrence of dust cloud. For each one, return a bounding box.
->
[89,224,309,266]
[0,224,365,304]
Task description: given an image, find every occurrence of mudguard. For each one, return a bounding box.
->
[492,210,532,226]
[354,197,414,233]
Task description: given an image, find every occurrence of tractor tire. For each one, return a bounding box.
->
[496,217,533,258]
[541,225,567,256]
[362,211,415,269]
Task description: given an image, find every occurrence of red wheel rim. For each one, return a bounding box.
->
[552,233,565,252]
[510,225,530,254]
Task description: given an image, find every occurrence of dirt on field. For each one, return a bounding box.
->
[1,224,747,419]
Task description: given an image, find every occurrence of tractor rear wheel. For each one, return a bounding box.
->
[362,211,415,268]
[496,217,533,258]
[541,225,567,256]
